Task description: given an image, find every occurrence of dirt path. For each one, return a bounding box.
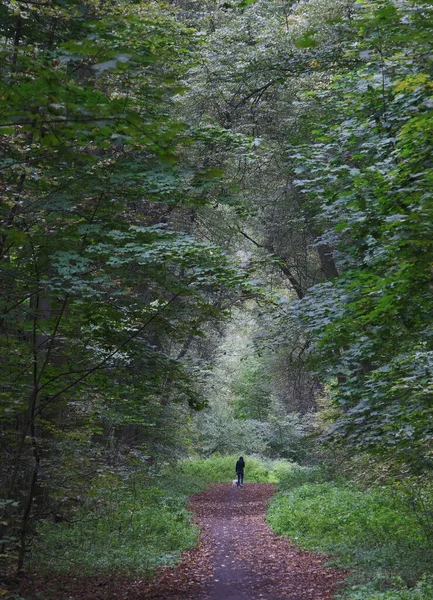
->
[143,482,345,600]
[10,483,345,600]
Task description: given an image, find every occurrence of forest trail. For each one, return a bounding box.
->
[11,483,345,600]
[143,482,345,600]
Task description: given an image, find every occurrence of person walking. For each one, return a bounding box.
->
[235,456,245,487]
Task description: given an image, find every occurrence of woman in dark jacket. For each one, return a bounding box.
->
[235,456,245,487]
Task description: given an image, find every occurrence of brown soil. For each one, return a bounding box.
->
[6,482,346,599]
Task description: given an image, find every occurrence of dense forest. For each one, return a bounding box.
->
[1,0,433,598]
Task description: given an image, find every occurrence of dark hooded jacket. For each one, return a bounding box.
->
[235,457,245,474]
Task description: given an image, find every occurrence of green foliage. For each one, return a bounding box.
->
[343,580,433,600]
[180,0,433,477]
[0,0,260,572]
[266,407,313,461]
[177,454,273,483]
[32,471,199,575]
[195,403,271,456]
[4,0,433,584]
[174,0,433,476]
[258,0,433,470]
[30,455,290,575]
[232,355,272,420]
[192,311,314,462]
[275,463,327,490]
[268,482,433,590]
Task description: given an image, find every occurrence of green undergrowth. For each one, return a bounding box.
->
[31,455,289,576]
[31,472,199,576]
[175,454,293,484]
[342,580,433,600]
[267,469,433,600]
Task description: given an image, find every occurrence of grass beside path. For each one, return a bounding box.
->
[29,455,287,577]
[27,455,433,600]
[267,468,433,600]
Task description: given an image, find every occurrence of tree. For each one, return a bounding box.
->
[0,0,254,571]
[285,0,433,470]
[179,0,433,474]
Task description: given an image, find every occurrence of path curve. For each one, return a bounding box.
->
[144,482,345,600]
[10,483,346,599]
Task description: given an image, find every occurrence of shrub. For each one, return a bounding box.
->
[275,463,326,490]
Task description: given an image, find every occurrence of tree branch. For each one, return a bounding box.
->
[236,227,304,298]
[33,280,196,418]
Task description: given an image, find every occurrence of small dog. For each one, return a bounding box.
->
[232,479,238,488]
